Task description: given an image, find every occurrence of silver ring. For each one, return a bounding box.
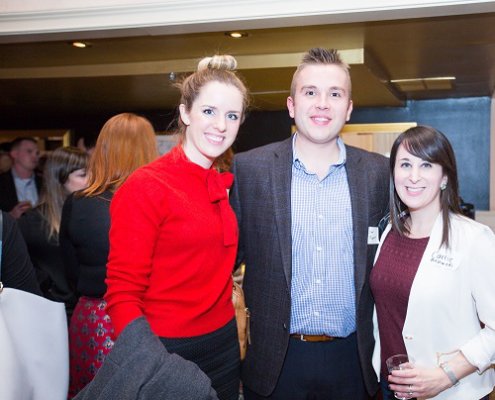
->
[408,384,413,395]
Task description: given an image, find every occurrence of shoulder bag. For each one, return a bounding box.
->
[232,281,250,360]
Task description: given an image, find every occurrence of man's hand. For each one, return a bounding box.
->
[9,201,32,219]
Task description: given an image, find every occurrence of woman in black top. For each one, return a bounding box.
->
[18,147,88,313]
[59,113,158,398]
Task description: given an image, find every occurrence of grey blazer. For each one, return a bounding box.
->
[74,317,218,400]
[230,137,389,396]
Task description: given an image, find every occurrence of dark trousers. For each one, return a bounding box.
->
[160,319,240,400]
[243,332,368,400]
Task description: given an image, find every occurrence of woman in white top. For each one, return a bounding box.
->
[370,125,495,400]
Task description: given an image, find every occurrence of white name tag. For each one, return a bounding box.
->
[368,226,379,245]
[430,250,458,270]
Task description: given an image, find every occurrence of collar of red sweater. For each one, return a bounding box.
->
[171,145,237,247]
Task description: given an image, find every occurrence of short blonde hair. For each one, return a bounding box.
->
[290,48,351,97]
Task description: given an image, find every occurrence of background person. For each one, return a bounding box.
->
[0,210,42,295]
[370,125,495,400]
[18,146,88,314]
[60,113,159,398]
[230,47,389,399]
[105,54,249,400]
[0,137,41,218]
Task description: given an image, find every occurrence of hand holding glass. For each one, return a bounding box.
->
[386,354,415,400]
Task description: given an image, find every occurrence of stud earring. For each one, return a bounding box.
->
[440,182,447,191]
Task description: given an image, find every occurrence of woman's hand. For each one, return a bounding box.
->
[389,352,477,399]
[388,365,452,399]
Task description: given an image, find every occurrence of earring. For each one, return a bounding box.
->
[440,182,447,191]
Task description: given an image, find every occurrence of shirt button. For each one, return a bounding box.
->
[318,183,323,188]
[314,311,320,316]
[316,279,321,284]
[316,246,322,252]
[404,335,414,340]
[318,214,323,220]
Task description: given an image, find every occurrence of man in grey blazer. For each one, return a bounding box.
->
[230,48,389,399]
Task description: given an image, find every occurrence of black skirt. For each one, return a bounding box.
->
[159,318,240,400]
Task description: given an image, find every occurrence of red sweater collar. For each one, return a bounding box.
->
[171,145,237,246]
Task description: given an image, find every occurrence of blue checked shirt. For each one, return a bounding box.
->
[290,134,356,337]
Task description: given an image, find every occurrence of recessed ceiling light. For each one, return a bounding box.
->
[71,41,90,48]
[225,32,248,39]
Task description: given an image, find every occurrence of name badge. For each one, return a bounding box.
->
[430,250,457,269]
[367,227,379,245]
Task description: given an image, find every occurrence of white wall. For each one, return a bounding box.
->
[1,0,495,40]
[476,211,495,232]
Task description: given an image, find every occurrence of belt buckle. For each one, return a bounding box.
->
[299,334,307,342]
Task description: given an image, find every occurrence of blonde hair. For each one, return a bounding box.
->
[82,113,159,197]
[38,146,88,239]
[176,54,249,139]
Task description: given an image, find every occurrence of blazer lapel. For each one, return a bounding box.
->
[345,146,369,304]
[271,138,293,289]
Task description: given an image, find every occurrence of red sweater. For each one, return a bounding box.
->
[105,146,238,338]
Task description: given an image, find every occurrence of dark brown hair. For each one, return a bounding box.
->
[389,125,462,248]
[38,146,88,239]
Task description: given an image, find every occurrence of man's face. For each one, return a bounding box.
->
[11,140,40,172]
[287,64,353,147]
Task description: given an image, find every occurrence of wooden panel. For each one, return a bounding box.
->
[341,122,417,156]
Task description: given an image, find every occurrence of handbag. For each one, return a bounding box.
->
[232,281,250,360]
[0,212,69,400]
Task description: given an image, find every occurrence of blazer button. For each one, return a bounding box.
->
[283,323,287,330]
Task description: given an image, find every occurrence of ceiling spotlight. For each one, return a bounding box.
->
[169,72,176,81]
[71,41,90,48]
[225,31,248,39]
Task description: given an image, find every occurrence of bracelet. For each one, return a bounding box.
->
[440,362,460,387]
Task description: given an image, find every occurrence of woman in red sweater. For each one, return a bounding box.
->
[105,54,249,400]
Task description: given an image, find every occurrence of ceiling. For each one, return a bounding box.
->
[1,11,495,121]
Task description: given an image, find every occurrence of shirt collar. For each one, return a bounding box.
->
[11,167,35,182]
[291,133,347,171]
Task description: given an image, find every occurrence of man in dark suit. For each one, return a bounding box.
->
[230,48,389,399]
[0,137,41,218]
